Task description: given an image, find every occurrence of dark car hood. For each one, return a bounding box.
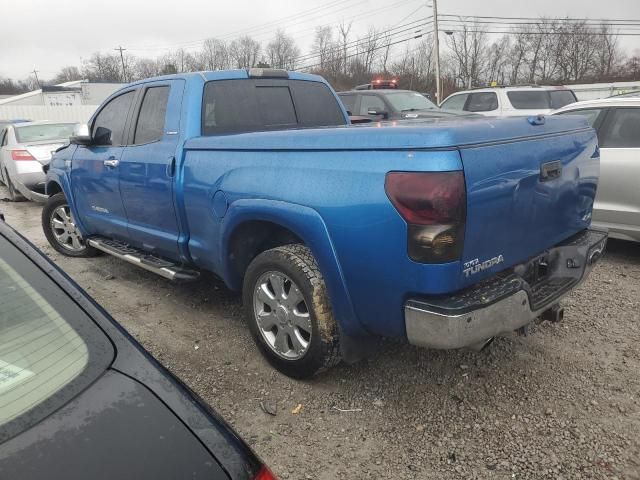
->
[0,371,227,480]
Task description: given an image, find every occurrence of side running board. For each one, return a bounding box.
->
[87,237,200,282]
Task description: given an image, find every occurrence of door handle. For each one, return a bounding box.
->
[104,159,119,168]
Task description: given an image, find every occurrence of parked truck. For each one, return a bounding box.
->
[42,69,607,378]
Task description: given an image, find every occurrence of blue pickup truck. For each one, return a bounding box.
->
[42,69,607,378]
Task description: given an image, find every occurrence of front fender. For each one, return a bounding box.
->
[46,153,88,237]
[220,199,366,337]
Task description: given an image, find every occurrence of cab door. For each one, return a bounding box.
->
[71,89,137,240]
[594,107,640,234]
[118,80,184,260]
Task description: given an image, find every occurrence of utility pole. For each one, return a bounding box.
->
[114,46,128,82]
[431,0,441,104]
[32,69,41,89]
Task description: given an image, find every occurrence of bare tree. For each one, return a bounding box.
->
[445,22,489,88]
[338,21,353,75]
[313,26,334,70]
[201,39,230,70]
[266,30,301,69]
[51,66,82,84]
[229,36,261,68]
[82,53,123,82]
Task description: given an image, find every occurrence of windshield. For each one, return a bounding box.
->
[14,124,76,143]
[384,92,438,111]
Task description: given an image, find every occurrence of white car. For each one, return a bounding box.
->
[0,121,76,202]
[440,86,577,117]
[553,97,640,242]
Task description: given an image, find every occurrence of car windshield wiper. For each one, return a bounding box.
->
[401,107,435,112]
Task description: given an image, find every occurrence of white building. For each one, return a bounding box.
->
[0,80,125,123]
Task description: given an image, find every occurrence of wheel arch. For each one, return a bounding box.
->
[220,199,365,337]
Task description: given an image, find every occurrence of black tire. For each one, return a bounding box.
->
[42,192,101,258]
[4,169,25,202]
[243,244,341,379]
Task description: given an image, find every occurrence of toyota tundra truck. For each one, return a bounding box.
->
[42,69,607,378]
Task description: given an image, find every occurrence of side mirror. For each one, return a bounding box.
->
[70,124,92,145]
[367,108,388,118]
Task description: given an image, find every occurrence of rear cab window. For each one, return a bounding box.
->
[0,235,113,442]
[202,79,346,135]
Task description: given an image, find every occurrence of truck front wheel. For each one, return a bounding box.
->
[243,244,341,379]
[42,193,100,258]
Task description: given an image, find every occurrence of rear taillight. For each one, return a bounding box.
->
[11,150,36,161]
[254,465,277,480]
[385,171,466,263]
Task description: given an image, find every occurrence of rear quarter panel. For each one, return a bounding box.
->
[181,147,462,338]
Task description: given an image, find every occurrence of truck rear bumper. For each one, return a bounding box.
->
[404,228,608,350]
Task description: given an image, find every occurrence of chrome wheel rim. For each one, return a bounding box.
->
[50,205,86,252]
[253,271,312,360]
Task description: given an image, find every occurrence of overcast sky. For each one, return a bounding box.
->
[1,0,639,80]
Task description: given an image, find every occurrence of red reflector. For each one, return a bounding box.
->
[254,465,277,480]
[11,149,36,161]
[384,171,465,225]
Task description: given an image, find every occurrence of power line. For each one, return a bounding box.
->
[438,13,640,24]
[293,18,431,64]
[127,0,423,54]
[439,28,640,37]
[127,0,364,51]
[296,29,433,71]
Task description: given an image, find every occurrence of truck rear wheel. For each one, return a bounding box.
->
[243,244,341,379]
[42,193,101,258]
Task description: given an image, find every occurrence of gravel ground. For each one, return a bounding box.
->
[2,191,639,480]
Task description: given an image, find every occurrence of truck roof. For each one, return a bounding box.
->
[125,69,328,87]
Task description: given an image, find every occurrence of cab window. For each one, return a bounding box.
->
[133,86,170,145]
[92,91,136,146]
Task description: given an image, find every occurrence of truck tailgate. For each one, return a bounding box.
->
[459,127,599,287]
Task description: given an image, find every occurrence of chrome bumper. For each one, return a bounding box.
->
[405,229,608,350]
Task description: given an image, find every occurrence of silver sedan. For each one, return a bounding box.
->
[0,121,76,202]
[553,98,640,243]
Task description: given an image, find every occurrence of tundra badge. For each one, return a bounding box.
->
[463,255,505,277]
